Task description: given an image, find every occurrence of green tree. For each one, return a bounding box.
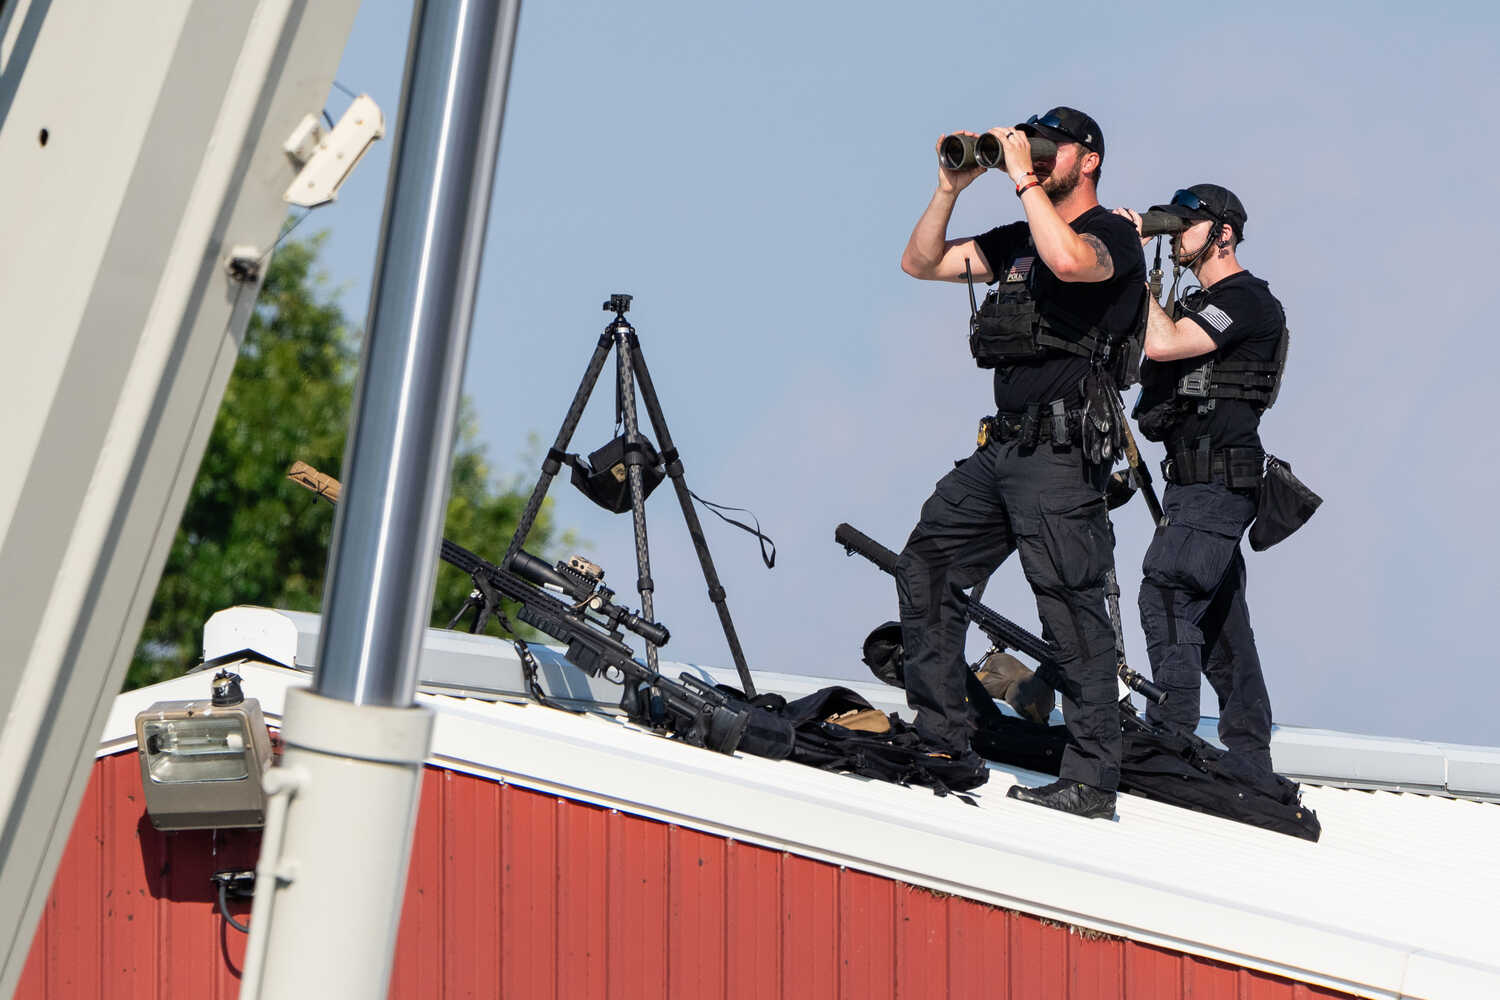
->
[127,234,557,688]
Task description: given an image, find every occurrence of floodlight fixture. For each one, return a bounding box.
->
[135,670,274,830]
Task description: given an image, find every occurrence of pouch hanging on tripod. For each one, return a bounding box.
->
[568,434,665,513]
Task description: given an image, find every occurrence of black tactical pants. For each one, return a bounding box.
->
[1138,482,1272,774]
[895,438,1121,791]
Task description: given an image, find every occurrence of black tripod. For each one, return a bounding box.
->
[505,294,758,697]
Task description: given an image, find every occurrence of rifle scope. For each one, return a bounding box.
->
[507,550,670,647]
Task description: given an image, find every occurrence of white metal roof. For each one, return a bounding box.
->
[209,605,1500,799]
[101,609,1500,1000]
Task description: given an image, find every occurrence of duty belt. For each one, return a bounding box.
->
[979,400,1081,448]
[1162,438,1264,489]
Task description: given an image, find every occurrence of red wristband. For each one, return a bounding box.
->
[1016,179,1042,197]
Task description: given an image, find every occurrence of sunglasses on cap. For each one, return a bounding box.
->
[1025,112,1081,143]
[1170,189,1219,216]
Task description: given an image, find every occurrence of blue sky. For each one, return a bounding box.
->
[307,0,1500,746]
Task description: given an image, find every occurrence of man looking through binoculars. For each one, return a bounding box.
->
[896,107,1145,819]
[1114,186,1286,779]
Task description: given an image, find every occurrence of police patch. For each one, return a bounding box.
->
[1197,303,1232,333]
[1005,256,1034,283]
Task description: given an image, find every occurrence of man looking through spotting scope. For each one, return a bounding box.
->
[897,108,1145,819]
[1114,185,1286,778]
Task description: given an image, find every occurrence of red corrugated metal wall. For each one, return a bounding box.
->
[18,752,1357,1000]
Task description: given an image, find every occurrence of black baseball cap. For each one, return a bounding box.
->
[1150,184,1248,238]
[1016,107,1104,157]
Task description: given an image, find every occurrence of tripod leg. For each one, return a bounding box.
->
[627,333,758,697]
[505,330,615,564]
[614,331,660,672]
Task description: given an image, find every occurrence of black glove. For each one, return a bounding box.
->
[1080,371,1122,464]
[1105,470,1137,510]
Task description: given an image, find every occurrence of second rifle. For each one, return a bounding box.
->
[834,521,1165,705]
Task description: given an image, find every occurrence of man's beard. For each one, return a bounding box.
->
[1042,157,1083,203]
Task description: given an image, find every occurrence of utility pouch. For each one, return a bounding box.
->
[966,254,1042,369]
[1050,399,1070,445]
[1170,437,1214,485]
[1133,359,1187,442]
[1222,449,1265,490]
[1249,456,1322,551]
[1019,403,1041,447]
[969,299,1039,368]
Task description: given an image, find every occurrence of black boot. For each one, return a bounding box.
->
[1006,778,1116,819]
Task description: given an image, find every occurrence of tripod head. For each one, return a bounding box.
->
[603,293,632,317]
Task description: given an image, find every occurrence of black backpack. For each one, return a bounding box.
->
[713,684,990,800]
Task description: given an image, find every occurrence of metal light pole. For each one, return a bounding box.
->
[240,1,521,995]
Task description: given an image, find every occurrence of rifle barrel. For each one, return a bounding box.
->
[836,523,1058,663]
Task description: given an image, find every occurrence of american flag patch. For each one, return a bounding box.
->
[1197,303,1233,333]
[1005,256,1034,283]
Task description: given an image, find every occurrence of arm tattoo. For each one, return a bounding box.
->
[1080,233,1114,278]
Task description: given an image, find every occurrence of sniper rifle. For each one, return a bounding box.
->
[287,461,760,754]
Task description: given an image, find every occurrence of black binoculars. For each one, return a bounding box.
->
[938,132,1058,172]
[1138,210,1187,237]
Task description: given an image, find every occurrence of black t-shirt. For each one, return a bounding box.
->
[1145,270,1285,452]
[972,206,1146,411]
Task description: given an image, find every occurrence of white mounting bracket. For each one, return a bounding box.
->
[282,94,385,208]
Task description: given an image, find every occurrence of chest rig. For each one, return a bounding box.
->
[1169,289,1289,414]
[965,245,1119,371]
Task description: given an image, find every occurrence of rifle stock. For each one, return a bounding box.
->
[1111,394,1165,525]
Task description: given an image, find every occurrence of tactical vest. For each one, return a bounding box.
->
[1171,291,1289,413]
[968,245,1131,374]
[1132,306,1287,442]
